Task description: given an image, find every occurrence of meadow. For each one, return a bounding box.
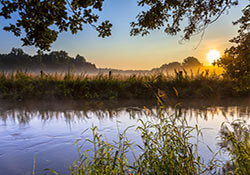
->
[0,71,248,100]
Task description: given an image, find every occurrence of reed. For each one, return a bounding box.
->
[220,120,250,175]
[46,108,219,175]
[42,100,249,175]
[0,71,247,100]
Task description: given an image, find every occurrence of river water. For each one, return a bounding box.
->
[0,99,249,175]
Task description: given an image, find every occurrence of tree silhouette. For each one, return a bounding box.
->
[0,0,241,50]
[152,57,202,73]
[182,57,202,68]
[215,5,249,82]
[0,48,96,72]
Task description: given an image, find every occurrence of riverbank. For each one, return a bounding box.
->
[0,72,248,100]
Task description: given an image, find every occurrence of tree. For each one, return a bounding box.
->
[75,54,86,62]
[0,0,240,50]
[130,0,238,39]
[160,62,181,70]
[0,48,97,71]
[0,0,112,50]
[182,57,202,68]
[0,48,31,69]
[214,4,249,83]
[10,48,27,56]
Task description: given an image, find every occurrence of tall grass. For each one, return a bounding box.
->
[220,120,250,174]
[46,109,219,175]
[42,99,249,175]
[24,87,249,175]
[0,71,247,100]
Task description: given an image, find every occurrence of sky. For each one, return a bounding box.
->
[0,0,248,70]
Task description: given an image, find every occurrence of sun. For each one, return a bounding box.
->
[207,50,221,64]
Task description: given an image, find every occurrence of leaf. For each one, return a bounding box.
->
[173,87,178,97]
[44,168,60,175]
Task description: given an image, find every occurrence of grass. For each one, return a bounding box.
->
[1,70,247,174]
[44,109,217,174]
[40,99,249,175]
[220,120,250,174]
[0,71,248,100]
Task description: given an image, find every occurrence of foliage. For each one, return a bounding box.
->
[0,0,241,50]
[220,120,250,175]
[151,57,202,73]
[0,0,112,50]
[159,62,181,70]
[50,108,218,175]
[43,102,250,175]
[0,48,96,72]
[0,49,204,74]
[131,0,238,40]
[0,71,247,100]
[182,57,202,68]
[214,5,249,87]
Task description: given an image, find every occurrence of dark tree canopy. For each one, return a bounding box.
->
[131,0,238,39]
[0,0,240,50]
[0,48,97,71]
[0,0,112,50]
[215,4,249,83]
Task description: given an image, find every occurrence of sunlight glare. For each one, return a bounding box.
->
[207,50,221,64]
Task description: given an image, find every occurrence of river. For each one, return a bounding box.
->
[0,99,249,175]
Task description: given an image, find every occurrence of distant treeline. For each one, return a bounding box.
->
[0,48,204,74]
[151,56,202,73]
[0,48,97,72]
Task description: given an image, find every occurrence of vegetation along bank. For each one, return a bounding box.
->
[0,72,248,100]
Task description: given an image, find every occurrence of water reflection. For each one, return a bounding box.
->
[0,99,249,175]
[0,102,249,125]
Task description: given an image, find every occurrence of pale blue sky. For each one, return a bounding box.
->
[0,0,248,69]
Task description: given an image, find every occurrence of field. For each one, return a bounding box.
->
[0,71,248,100]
